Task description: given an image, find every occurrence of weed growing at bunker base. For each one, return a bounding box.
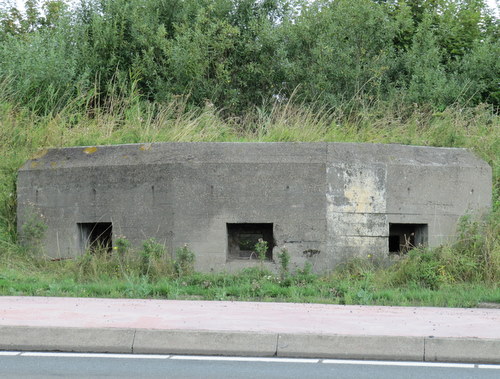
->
[278,246,291,281]
[1,208,498,307]
[72,237,176,282]
[175,244,195,277]
[139,238,173,279]
[1,249,497,307]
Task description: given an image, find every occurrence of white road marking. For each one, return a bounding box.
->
[7,351,498,369]
[322,359,474,368]
[170,355,319,363]
[21,352,170,359]
[478,364,500,370]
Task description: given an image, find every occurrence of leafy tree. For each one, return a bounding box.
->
[282,0,395,104]
[0,0,499,113]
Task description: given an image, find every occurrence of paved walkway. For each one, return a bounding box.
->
[0,296,499,363]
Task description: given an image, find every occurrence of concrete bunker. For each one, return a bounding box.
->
[17,142,492,273]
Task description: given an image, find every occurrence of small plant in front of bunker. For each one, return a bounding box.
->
[254,238,268,269]
[278,246,290,281]
[175,244,195,277]
[114,236,130,258]
[113,235,131,275]
[139,238,174,280]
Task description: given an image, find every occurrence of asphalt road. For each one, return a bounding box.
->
[1,352,499,379]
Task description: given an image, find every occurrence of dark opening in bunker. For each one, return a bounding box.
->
[78,222,112,253]
[227,223,274,260]
[389,223,428,253]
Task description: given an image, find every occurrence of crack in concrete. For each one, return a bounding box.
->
[423,337,426,361]
[274,334,279,357]
[131,329,137,354]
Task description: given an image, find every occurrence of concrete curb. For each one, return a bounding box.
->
[425,337,500,364]
[277,334,424,361]
[1,326,499,363]
[0,326,134,354]
[133,329,277,356]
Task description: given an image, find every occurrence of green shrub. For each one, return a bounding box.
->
[453,211,500,283]
[1,0,498,114]
[385,210,500,288]
[254,238,268,264]
[175,244,195,277]
[277,247,290,280]
[139,238,173,280]
[114,236,130,258]
[388,248,443,290]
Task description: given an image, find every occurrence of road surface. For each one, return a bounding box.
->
[1,352,499,379]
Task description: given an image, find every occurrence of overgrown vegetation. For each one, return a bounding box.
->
[0,227,498,307]
[0,0,499,114]
[0,0,498,306]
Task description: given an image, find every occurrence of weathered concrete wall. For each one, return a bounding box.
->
[17,142,491,272]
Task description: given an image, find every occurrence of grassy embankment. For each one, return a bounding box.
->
[0,94,499,307]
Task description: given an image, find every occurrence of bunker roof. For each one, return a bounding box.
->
[21,142,489,171]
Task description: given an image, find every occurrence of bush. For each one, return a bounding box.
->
[139,238,173,279]
[388,248,443,290]
[453,212,500,282]
[175,244,195,277]
[1,0,498,114]
[386,210,500,288]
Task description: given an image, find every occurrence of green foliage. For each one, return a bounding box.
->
[175,244,195,277]
[283,0,395,105]
[139,238,169,277]
[453,211,500,282]
[386,210,500,289]
[388,248,444,290]
[254,238,268,263]
[402,14,452,106]
[114,236,130,257]
[0,166,17,248]
[277,247,290,280]
[1,0,499,113]
[70,236,174,282]
[2,243,497,306]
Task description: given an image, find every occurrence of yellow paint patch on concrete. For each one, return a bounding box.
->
[344,184,376,213]
[83,146,98,154]
[30,149,48,160]
[30,161,39,168]
[50,162,58,168]
[342,167,385,213]
[139,144,152,151]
